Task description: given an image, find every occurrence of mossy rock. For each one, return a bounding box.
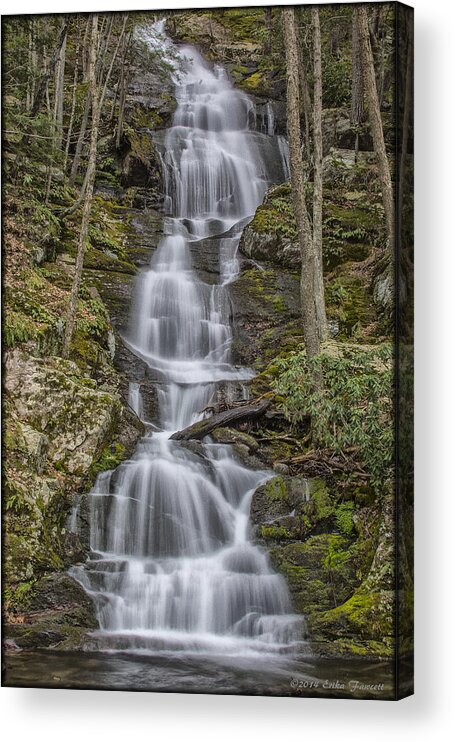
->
[84,247,136,275]
[4,574,99,650]
[238,71,269,95]
[250,475,307,524]
[210,426,259,451]
[229,266,301,369]
[269,534,359,616]
[309,589,394,649]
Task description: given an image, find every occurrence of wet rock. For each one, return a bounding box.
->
[4,575,99,651]
[211,426,259,452]
[180,440,205,458]
[229,265,301,369]
[240,224,300,270]
[250,475,308,524]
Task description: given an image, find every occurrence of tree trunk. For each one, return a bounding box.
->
[282,7,321,360]
[54,29,67,150]
[63,14,100,358]
[81,15,90,77]
[351,7,364,127]
[296,29,312,159]
[170,399,271,441]
[70,16,93,184]
[26,19,35,112]
[98,15,128,113]
[64,19,81,172]
[115,29,132,149]
[69,86,91,184]
[357,6,394,251]
[96,14,114,85]
[312,8,328,340]
[30,18,69,118]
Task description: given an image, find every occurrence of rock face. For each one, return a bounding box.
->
[250,477,395,659]
[117,63,177,208]
[229,266,302,370]
[4,574,99,650]
[3,349,143,587]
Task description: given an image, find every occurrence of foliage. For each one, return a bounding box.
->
[323,55,351,107]
[274,343,394,490]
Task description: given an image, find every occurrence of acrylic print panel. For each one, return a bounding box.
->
[1,2,414,700]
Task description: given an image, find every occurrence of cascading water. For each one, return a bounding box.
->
[71,24,303,658]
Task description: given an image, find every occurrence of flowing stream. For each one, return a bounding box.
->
[71,24,303,661]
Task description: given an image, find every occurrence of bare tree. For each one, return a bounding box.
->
[296,26,312,159]
[63,13,100,358]
[63,18,81,172]
[351,7,364,127]
[115,28,132,149]
[30,18,70,118]
[357,5,394,251]
[312,8,328,338]
[54,27,67,150]
[282,7,323,359]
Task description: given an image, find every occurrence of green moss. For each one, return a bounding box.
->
[310,589,394,643]
[3,579,37,613]
[250,197,297,241]
[84,247,136,275]
[325,271,378,339]
[90,441,126,479]
[335,501,355,536]
[239,71,268,94]
[261,476,288,502]
[260,525,291,541]
[211,427,258,451]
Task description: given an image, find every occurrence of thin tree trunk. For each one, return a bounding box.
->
[282,7,321,360]
[115,29,132,148]
[70,86,91,184]
[312,8,328,340]
[296,30,312,159]
[96,14,114,85]
[30,18,69,118]
[357,6,394,251]
[64,19,81,172]
[351,7,364,127]
[45,29,67,203]
[54,29,67,150]
[70,14,116,184]
[81,15,90,77]
[63,14,100,358]
[69,15,128,200]
[70,16,93,184]
[98,15,128,113]
[26,19,35,112]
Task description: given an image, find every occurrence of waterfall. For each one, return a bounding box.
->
[71,24,303,657]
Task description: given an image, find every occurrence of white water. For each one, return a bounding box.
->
[71,23,303,657]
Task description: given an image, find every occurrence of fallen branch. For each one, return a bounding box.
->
[170,398,271,441]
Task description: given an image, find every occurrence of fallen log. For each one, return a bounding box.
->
[169,398,271,441]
